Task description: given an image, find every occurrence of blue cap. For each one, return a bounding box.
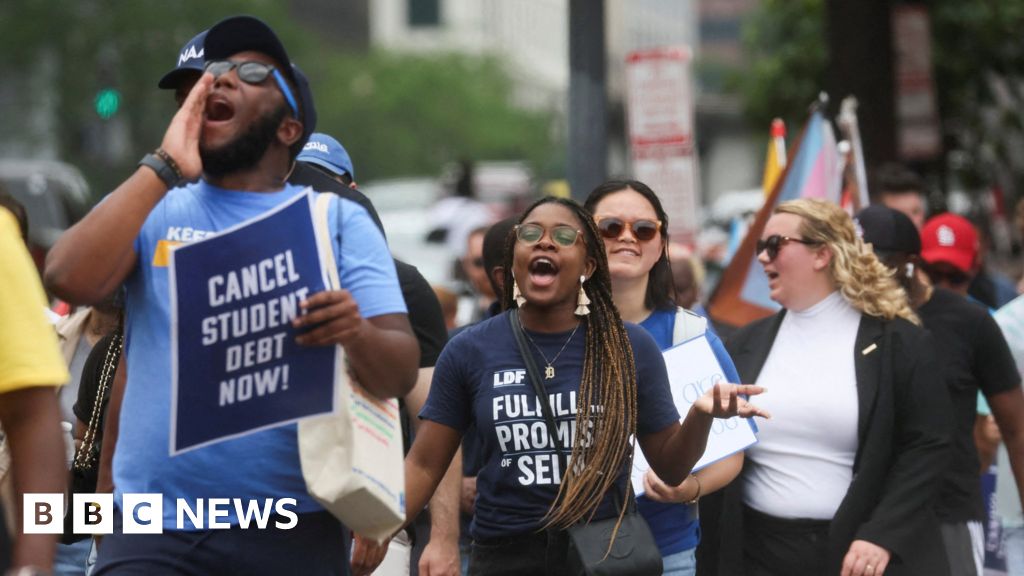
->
[204,15,317,150]
[158,30,207,89]
[296,133,354,180]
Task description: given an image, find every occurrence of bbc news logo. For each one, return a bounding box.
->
[24,494,299,534]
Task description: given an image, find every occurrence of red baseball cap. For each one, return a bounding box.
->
[920,213,978,273]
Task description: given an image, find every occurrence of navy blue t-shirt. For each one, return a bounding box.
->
[421,310,679,541]
[636,308,741,556]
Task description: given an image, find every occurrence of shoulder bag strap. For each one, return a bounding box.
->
[509,310,634,513]
[313,193,341,290]
[509,309,565,459]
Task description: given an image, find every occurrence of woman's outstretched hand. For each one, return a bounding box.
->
[693,383,770,419]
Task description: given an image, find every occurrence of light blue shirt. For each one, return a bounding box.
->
[114,181,405,528]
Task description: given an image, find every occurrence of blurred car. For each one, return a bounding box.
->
[360,177,458,287]
[0,159,90,271]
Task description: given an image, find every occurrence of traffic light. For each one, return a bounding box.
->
[94,88,121,119]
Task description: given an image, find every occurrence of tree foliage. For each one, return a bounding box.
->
[310,51,559,182]
[0,1,560,199]
[730,0,827,131]
[731,0,1024,196]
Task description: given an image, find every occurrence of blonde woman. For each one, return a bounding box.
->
[720,199,951,576]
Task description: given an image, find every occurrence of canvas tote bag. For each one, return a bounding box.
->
[298,192,406,541]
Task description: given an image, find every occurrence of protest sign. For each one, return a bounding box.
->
[169,191,337,454]
[632,334,758,496]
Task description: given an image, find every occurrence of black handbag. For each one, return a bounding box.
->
[508,310,663,576]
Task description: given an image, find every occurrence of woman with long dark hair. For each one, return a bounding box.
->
[402,197,767,575]
[585,180,743,576]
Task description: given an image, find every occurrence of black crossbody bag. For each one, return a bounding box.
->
[508,310,662,576]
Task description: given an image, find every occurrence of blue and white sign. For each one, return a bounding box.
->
[169,191,337,454]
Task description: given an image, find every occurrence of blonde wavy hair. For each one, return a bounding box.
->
[775,199,919,324]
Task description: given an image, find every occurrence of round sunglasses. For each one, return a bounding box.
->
[515,223,582,247]
[594,216,662,242]
[756,234,820,261]
[203,60,299,119]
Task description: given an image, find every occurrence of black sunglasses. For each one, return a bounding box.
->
[594,216,662,242]
[515,223,582,247]
[203,60,299,118]
[756,234,820,261]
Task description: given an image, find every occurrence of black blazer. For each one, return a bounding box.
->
[702,311,951,576]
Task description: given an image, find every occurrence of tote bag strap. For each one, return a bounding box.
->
[313,193,341,290]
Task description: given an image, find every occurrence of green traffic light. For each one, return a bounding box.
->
[95,88,121,119]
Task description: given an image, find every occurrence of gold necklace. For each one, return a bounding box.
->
[523,321,581,379]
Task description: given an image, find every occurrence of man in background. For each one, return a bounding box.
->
[860,205,1024,575]
[294,132,459,576]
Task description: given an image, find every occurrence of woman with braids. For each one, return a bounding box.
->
[584,180,743,576]
[401,197,767,576]
[716,199,950,576]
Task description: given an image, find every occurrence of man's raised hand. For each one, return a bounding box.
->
[160,73,213,181]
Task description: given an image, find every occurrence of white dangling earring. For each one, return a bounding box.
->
[575,275,591,316]
[513,273,527,307]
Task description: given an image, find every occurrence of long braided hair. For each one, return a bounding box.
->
[501,196,639,529]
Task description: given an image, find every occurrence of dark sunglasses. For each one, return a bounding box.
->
[203,60,299,118]
[756,234,820,261]
[594,216,662,242]
[924,265,970,286]
[515,223,582,247]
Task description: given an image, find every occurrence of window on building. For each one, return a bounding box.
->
[408,0,441,27]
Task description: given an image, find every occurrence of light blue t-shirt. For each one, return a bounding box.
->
[114,180,406,528]
[637,308,741,556]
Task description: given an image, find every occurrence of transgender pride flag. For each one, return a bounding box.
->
[776,108,840,203]
[709,100,843,326]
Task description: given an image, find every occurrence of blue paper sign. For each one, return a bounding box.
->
[169,191,337,454]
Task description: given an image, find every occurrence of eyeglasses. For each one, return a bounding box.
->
[756,234,820,261]
[515,223,582,247]
[204,60,299,118]
[594,216,662,242]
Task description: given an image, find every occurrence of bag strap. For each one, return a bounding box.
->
[313,193,341,290]
[73,323,124,471]
[672,307,708,345]
[509,310,565,458]
[508,310,635,514]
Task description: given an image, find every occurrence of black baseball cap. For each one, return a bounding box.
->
[856,204,921,256]
[203,15,317,149]
[159,30,207,89]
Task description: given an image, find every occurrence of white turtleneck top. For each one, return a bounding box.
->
[742,291,862,519]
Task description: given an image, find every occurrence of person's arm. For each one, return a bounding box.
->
[642,452,743,503]
[846,329,951,573]
[0,387,65,571]
[294,305,418,401]
[351,367,463,576]
[638,385,766,486]
[406,367,461,576]
[405,421,463,529]
[44,74,213,305]
[641,330,747,502]
[987,387,1024,509]
[975,413,1002,473]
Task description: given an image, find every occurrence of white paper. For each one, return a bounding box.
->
[631,334,758,496]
